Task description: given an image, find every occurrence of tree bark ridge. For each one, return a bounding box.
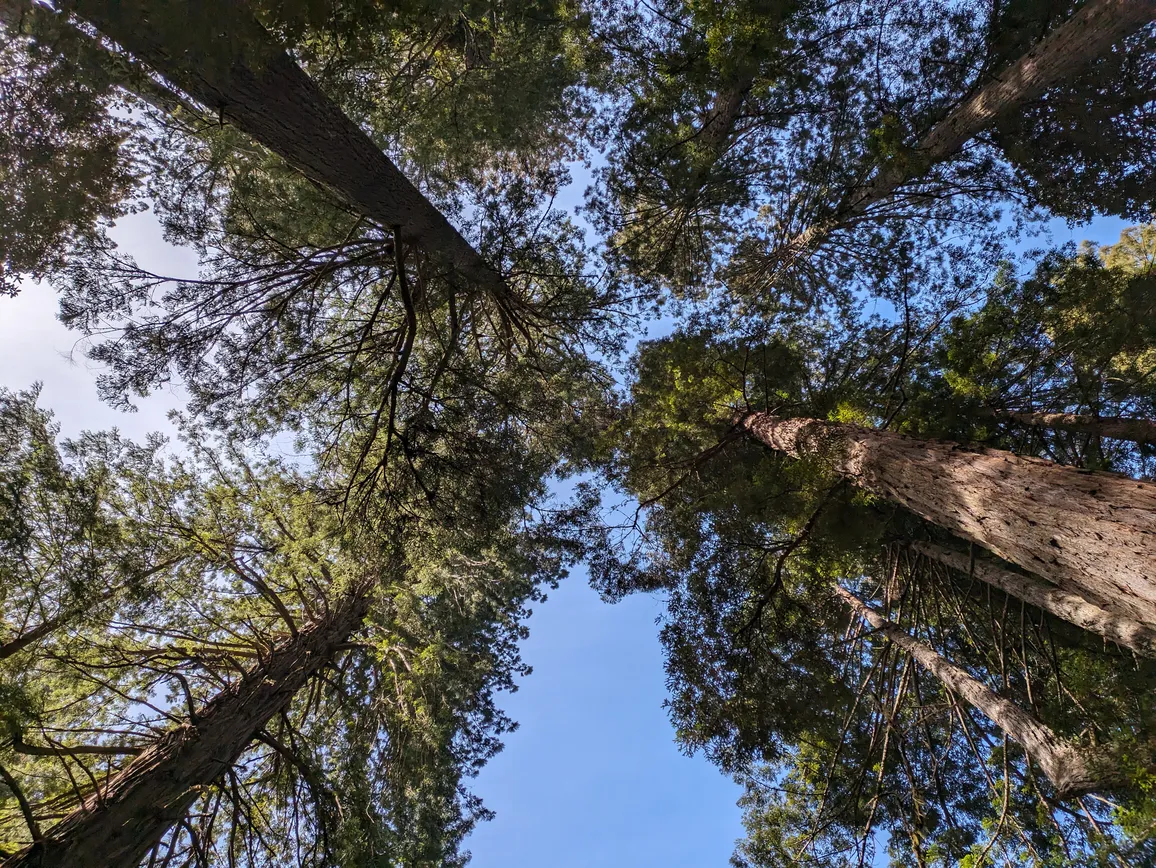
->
[2,582,373,868]
[912,540,1156,656]
[697,78,754,157]
[837,584,1119,796]
[742,412,1156,627]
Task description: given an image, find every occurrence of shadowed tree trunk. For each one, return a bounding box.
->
[768,0,1156,273]
[991,409,1156,447]
[741,412,1156,626]
[30,0,503,292]
[0,614,69,661]
[2,581,373,868]
[912,540,1156,657]
[837,584,1122,796]
[697,78,754,158]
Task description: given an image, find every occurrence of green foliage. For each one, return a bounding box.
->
[1102,224,1156,277]
[0,386,166,650]
[590,0,810,290]
[592,259,1156,863]
[0,2,629,859]
[0,13,139,293]
[294,0,607,205]
[900,230,1156,472]
[593,0,1156,312]
[0,390,582,864]
[992,25,1156,222]
[6,0,1156,863]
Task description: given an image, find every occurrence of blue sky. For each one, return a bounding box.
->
[465,570,746,867]
[0,197,1135,866]
[463,162,748,865]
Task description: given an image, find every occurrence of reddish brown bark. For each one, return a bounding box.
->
[57,0,502,292]
[742,412,1156,627]
[2,584,372,868]
[837,585,1120,796]
[769,0,1156,273]
[912,541,1156,657]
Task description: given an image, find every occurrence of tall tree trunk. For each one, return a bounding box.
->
[911,540,1156,657]
[836,584,1120,796]
[697,79,754,158]
[2,0,203,118]
[992,409,1156,447]
[769,0,1156,273]
[2,583,373,868]
[741,412,1156,626]
[45,0,503,292]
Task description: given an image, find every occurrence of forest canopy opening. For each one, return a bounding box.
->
[1,0,1155,865]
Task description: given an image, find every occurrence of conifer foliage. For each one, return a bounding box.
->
[3,0,1156,865]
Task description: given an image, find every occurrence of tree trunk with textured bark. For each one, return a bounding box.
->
[2,583,373,868]
[912,540,1156,657]
[993,409,1156,447]
[741,412,1156,627]
[769,0,1156,273]
[697,79,754,158]
[51,0,502,292]
[837,585,1121,796]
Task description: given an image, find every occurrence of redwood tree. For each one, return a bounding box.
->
[912,540,1156,657]
[0,402,575,865]
[989,409,1156,447]
[593,322,1156,864]
[33,0,502,291]
[768,0,1156,272]
[3,580,374,868]
[837,584,1123,796]
[742,411,1156,626]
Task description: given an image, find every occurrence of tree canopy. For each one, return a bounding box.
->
[2,0,1156,864]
